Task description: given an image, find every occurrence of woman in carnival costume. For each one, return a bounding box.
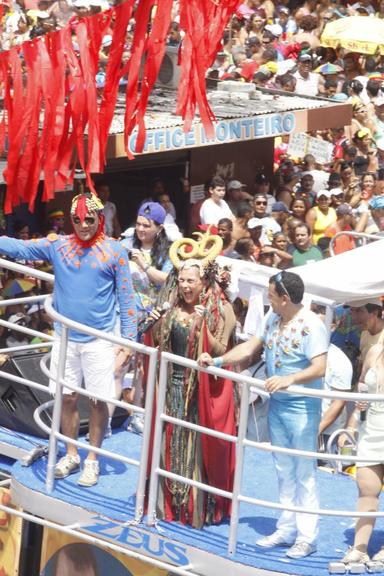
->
[150,230,237,528]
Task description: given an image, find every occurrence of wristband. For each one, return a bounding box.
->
[213,356,224,368]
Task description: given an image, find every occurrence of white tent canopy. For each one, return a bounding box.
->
[219,238,384,306]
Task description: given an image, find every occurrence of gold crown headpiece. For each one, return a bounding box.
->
[169,226,223,270]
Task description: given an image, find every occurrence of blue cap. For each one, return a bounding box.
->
[137,202,166,224]
[331,93,349,103]
[272,201,289,213]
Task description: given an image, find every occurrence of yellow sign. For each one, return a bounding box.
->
[0,488,23,576]
[40,528,167,576]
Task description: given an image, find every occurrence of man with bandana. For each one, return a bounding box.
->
[356,196,384,236]
[0,192,137,487]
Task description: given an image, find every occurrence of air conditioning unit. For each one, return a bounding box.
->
[156,46,180,89]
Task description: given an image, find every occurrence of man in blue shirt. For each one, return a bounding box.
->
[198,271,328,559]
[0,192,137,486]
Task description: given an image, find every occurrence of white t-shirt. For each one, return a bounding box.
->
[199,198,234,225]
[258,216,281,245]
[301,169,329,194]
[322,343,353,435]
[293,71,320,97]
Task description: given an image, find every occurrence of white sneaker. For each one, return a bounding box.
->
[256,531,295,548]
[372,547,384,563]
[286,541,317,559]
[342,547,369,564]
[77,459,100,487]
[54,454,80,479]
[127,413,144,435]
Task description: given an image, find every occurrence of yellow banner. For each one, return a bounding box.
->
[0,488,23,576]
[40,528,167,576]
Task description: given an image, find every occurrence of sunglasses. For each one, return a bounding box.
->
[255,201,267,206]
[275,271,290,298]
[72,216,96,225]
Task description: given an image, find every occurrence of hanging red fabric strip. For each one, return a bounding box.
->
[4,47,26,213]
[75,20,100,176]
[123,0,155,156]
[99,0,134,166]
[134,0,173,152]
[1,2,241,212]
[197,323,236,522]
[177,0,242,137]
[0,54,8,156]
[40,30,67,202]
[15,39,42,207]
[62,23,87,174]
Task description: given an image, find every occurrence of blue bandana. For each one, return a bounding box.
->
[369,196,384,210]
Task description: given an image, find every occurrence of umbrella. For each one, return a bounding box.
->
[315,63,343,75]
[321,16,384,55]
[2,279,36,298]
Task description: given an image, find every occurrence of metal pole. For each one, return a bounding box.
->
[46,327,68,493]
[135,347,158,522]
[228,380,250,556]
[146,355,169,525]
[324,304,333,335]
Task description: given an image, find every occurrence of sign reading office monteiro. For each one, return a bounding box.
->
[126,112,296,155]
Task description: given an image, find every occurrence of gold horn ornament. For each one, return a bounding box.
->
[169,227,223,270]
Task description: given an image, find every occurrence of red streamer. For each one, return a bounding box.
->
[1,1,238,213]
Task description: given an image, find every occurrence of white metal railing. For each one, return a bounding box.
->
[0,257,158,523]
[147,352,384,557]
[1,256,384,569]
[329,230,382,256]
[43,296,158,522]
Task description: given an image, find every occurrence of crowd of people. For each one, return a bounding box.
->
[0,184,382,567]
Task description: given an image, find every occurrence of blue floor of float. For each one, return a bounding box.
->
[7,428,384,576]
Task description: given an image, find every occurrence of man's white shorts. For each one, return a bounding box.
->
[49,335,116,400]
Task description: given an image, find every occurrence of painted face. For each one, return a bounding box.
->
[135,215,161,245]
[71,212,99,242]
[178,266,204,307]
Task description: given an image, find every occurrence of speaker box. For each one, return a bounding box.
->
[156,46,180,89]
[0,352,127,439]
